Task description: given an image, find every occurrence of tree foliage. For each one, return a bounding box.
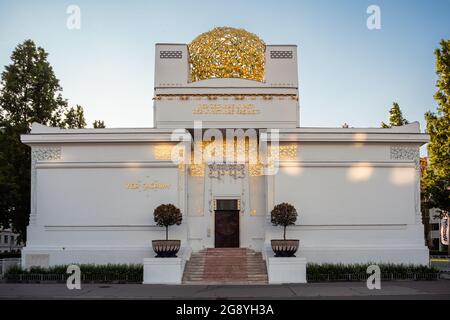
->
[0,40,102,241]
[423,40,450,214]
[381,102,409,128]
[93,120,106,128]
[153,204,182,240]
[63,105,86,129]
[270,203,298,240]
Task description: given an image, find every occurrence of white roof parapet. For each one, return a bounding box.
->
[279,122,421,134]
[261,122,429,144]
[21,123,189,145]
[154,43,299,90]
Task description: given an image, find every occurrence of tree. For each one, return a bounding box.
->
[270,203,297,240]
[0,40,99,241]
[63,105,86,129]
[381,102,409,128]
[93,120,106,128]
[0,40,68,128]
[0,40,72,241]
[0,131,20,229]
[423,40,450,213]
[423,40,450,254]
[153,204,182,240]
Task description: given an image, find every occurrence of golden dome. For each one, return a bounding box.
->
[188,27,266,82]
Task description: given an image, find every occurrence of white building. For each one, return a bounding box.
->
[20,27,429,269]
[0,228,22,253]
[428,208,445,252]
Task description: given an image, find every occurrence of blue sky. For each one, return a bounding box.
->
[0,0,449,130]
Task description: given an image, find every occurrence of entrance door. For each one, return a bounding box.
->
[214,199,239,248]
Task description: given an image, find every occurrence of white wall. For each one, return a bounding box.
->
[274,165,416,225]
[36,167,179,226]
[155,98,298,129]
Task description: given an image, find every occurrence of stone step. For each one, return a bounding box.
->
[184,279,268,282]
[185,261,266,265]
[184,274,267,278]
[184,274,268,278]
[184,272,267,276]
[182,248,268,285]
[183,281,268,285]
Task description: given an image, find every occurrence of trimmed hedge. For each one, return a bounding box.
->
[5,264,143,283]
[6,264,142,275]
[4,263,440,283]
[306,263,438,275]
[306,263,439,282]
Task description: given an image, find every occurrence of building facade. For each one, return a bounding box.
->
[20,27,429,268]
[428,208,446,252]
[0,228,22,253]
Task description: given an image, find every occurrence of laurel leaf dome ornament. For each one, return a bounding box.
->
[188,27,266,82]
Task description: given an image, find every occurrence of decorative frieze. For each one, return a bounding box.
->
[153,93,298,101]
[189,163,205,177]
[31,147,62,162]
[208,164,245,179]
[390,145,421,223]
[270,50,293,59]
[270,144,298,161]
[160,50,182,59]
[154,145,173,160]
[390,146,420,170]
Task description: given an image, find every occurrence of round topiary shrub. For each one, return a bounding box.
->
[270,203,299,257]
[153,204,182,240]
[271,202,297,240]
[152,204,183,258]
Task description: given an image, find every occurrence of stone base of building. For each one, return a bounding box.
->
[264,249,307,284]
[21,246,156,268]
[298,246,429,265]
[21,243,428,270]
[143,251,191,285]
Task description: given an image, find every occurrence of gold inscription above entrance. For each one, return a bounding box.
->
[192,104,260,115]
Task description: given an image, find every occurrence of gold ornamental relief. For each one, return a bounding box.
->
[188,27,266,82]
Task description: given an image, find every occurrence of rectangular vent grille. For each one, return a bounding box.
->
[160,51,182,59]
[270,51,293,59]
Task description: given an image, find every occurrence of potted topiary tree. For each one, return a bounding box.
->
[152,204,183,257]
[270,203,299,257]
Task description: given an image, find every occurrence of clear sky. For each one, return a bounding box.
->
[0,0,449,130]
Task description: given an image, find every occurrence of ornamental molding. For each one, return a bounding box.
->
[153,94,298,101]
[31,147,62,162]
[208,164,245,179]
[390,146,420,169]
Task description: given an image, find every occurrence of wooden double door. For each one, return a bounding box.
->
[214,199,240,248]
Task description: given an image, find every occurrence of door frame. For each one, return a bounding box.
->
[213,196,241,248]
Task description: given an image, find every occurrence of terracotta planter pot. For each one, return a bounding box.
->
[152,240,181,258]
[271,239,299,257]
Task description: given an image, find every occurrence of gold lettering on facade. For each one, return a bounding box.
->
[126,182,171,190]
[192,104,260,115]
[126,183,140,189]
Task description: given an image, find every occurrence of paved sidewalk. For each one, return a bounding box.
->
[0,281,449,299]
